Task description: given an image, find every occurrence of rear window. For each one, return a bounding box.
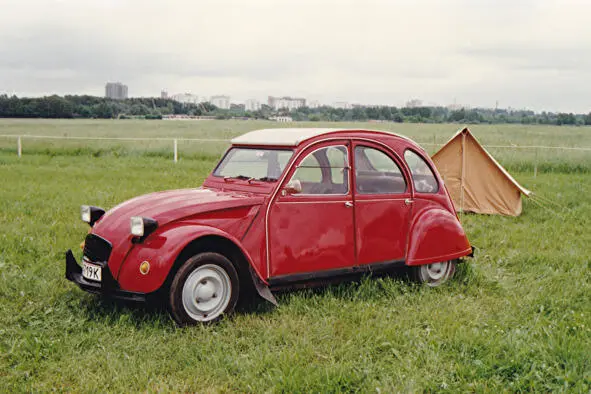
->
[355,146,406,194]
[404,150,438,193]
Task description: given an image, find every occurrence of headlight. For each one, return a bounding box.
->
[81,205,91,223]
[80,205,105,226]
[130,216,158,238]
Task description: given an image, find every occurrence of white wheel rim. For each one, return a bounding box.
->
[182,264,232,322]
[421,261,449,283]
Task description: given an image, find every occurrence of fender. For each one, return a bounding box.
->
[116,224,267,294]
[406,207,472,266]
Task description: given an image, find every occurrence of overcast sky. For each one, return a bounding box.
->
[1,0,590,112]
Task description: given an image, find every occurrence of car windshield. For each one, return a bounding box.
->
[213,148,294,181]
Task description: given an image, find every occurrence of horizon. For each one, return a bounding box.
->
[0,91,587,115]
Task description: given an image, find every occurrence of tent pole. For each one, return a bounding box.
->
[460,132,466,219]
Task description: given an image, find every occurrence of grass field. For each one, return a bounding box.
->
[1,119,591,173]
[1,120,590,392]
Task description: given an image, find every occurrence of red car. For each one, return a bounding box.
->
[66,128,473,325]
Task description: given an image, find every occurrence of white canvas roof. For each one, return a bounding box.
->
[230,128,345,147]
[231,128,417,147]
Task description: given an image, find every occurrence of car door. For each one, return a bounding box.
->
[268,141,356,278]
[352,142,413,265]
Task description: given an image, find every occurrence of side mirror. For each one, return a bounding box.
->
[283,179,302,195]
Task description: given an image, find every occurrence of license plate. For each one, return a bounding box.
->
[82,261,102,282]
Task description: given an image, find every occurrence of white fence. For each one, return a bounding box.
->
[0,134,230,162]
[1,134,591,165]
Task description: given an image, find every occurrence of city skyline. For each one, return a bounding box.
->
[0,83,566,113]
[149,90,536,113]
[0,82,567,114]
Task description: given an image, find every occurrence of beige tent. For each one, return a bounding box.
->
[432,127,532,216]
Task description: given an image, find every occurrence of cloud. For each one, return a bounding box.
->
[460,44,591,73]
[0,0,590,112]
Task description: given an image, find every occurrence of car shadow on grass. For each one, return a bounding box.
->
[66,292,176,328]
[64,288,277,328]
[64,262,487,327]
[270,262,496,305]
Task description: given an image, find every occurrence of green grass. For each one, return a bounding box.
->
[1,119,590,173]
[1,120,590,392]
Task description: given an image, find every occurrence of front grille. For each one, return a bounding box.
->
[83,234,112,263]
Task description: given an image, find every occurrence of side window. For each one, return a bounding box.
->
[404,150,439,193]
[292,153,322,183]
[289,145,349,195]
[326,146,348,186]
[355,146,406,194]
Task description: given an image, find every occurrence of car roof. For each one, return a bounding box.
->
[230,128,415,147]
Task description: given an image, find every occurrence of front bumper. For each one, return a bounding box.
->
[65,249,146,302]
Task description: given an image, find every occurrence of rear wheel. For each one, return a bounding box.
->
[169,252,239,325]
[410,260,456,287]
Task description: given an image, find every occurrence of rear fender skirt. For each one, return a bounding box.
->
[406,208,472,266]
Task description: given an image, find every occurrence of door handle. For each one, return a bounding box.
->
[344,201,354,208]
[405,198,414,206]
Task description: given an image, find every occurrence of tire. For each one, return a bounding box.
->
[169,252,239,325]
[409,260,456,287]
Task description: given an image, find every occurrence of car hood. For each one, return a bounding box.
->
[93,187,265,236]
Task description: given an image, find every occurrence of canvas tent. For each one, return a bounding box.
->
[431,127,532,216]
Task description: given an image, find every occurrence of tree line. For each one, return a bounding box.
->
[1,94,590,126]
[0,95,215,119]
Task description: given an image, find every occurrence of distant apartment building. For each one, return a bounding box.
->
[171,93,200,104]
[447,101,465,111]
[268,96,306,110]
[210,95,231,109]
[269,116,293,123]
[244,99,261,111]
[405,99,423,108]
[308,100,321,109]
[105,82,128,100]
[333,102,352,109]
[161,90,169,99]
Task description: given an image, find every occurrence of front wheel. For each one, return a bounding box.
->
[169,252,239,325]
[410,260,456,287]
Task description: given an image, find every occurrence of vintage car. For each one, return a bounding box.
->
[65,128,473,325]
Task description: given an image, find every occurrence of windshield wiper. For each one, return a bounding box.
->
[224,175,258,183]
[257,177,278,182]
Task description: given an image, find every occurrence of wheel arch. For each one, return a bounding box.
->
[406,206,472,266]
[159,229,276,305]
[167,234,253,291]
